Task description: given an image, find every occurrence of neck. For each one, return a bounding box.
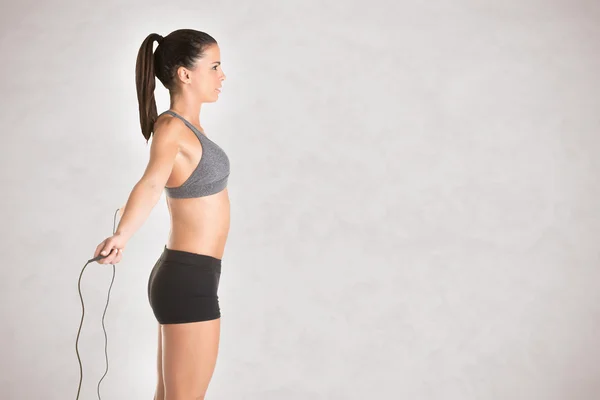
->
[169,93,203,124]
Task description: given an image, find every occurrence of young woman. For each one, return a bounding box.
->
[92,29,229,399]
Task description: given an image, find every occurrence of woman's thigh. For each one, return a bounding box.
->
[161,318,221,398]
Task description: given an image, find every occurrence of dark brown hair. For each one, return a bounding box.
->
[135,29,218,143]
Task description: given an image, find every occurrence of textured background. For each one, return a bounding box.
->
[1,0,599,399]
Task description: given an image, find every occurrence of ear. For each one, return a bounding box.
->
[176,66,191,84]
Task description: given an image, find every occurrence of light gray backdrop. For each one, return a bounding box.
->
[1,0,599,399]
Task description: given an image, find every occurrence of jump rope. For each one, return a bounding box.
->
[75,207,123,400]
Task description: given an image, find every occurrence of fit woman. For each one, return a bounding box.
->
[93,29,229,399]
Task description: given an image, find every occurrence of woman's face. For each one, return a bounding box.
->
[177,44,226,103]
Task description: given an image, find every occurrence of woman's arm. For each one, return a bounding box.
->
[114,119,183,241]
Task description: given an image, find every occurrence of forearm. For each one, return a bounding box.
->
[115,180,163,242]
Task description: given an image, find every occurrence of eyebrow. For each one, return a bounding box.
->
[212,61,221,65]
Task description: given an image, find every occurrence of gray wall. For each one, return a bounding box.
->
[1,0,599,399]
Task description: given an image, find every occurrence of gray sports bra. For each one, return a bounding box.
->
[159,110,230,198]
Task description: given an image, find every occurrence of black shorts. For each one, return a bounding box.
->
[147,245,222,324]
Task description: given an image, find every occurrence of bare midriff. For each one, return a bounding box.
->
[165,188,230,260]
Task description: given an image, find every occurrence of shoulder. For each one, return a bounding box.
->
[154,113,187,135]
[151,113,188,144]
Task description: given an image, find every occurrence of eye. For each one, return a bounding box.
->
[212,65,219,70]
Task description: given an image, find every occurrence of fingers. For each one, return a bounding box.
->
[112,248,123,264]
[94,235,127,264]
[100,242,113,257]
[95,247,114,264]
[94,240,107,258]
[99,248,123,265]
[99,239,120,258]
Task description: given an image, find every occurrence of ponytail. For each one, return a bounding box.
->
[135,33,163,143]
[134,29,217,143]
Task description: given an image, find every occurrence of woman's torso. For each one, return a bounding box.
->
[156,111,230,260]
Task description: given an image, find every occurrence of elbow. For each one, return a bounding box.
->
[137,178,164,196]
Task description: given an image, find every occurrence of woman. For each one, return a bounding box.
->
[92,29,229,400]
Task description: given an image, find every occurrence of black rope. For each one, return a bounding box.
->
[75,208,120,400]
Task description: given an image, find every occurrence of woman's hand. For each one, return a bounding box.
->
[93,233,128,265]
